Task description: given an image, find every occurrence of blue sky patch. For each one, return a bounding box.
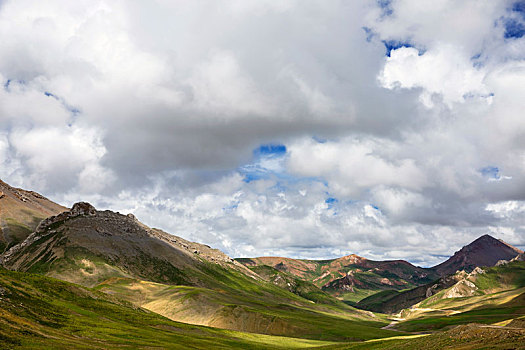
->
[480,166,500,179]
[382,40,424,57]
[325,197,338,205]
[240,143,288,183]
[504,18,525,39]
[362,27,375,42]
[377,0,393,17]
[512,0,525,19]
[254,144,286,156]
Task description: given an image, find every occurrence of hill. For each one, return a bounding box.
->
[392,261,525,333]
[237,254,438,302]
[357,240,525,315]
[0,179,66,253]
[433,234,523,277]
[1,201,396,341]
[0,267,341,349]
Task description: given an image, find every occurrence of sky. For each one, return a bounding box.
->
[1,0,525,266]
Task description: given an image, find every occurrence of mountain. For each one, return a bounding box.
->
[433,234,524,277]
[357,249,525,315]
[356,269,472,314]
[2,201,257,286]
[237,255,438,302]
[239,235,524,303]
[390,261,525,333]
[0,179,66,253]
[1,201,394,341]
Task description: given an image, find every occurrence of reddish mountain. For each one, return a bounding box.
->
[238,254,438,297]
[432,234,523,277]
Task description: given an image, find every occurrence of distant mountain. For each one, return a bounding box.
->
[0,179,66,253]
[432,234,523,277]
[384,261,525,334]
[238,254,438,301]
[238,235,524,302]
[356,270,471,314]
[355,235,525,314]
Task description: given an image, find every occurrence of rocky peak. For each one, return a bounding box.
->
[35,202,98,234]
[432,234,523,276]
[70,202,97,216]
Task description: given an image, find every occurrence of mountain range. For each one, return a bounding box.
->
[237,234,523,303]
[0,178,524,349]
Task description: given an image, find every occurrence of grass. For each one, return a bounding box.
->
[0,267,346,349]
[389,262,525,332]
[323,324,525,349]
[95,271,399,342]
[346,289,399,305]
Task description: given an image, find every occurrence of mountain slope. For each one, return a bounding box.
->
[2,202,257,286]
[1,202,396,341]
[0,179,66,253]
[392,261,525,332]
[0,267,338,349]
[433,234,523,277]
[356,270,473,314]
[357,238,525,315]
[238,254,438,302]
[357,260,525,323]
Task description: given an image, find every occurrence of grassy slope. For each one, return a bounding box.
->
[4,214,400,342]
[1,268,523,350]
[0,181,67,253]
[325,324,525,350]
[0,267,345,349]
[247,264,347,306]
[95,261,399,341]
[392,261,525,332]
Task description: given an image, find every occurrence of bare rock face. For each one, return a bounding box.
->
[70,202,97,216]
[35,202,97,234]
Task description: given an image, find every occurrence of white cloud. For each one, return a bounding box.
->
[0,0,524,263]
[287,137,427,197]
[379,45,489,108]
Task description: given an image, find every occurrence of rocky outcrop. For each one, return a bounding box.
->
[443,278,478,298]
[35,202,97,233]
[322,272,363,292]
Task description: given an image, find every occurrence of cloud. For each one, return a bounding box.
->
[0,0,524,264]
[378,45,489,108]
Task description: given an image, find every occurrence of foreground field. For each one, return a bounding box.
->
[0,267,346,349]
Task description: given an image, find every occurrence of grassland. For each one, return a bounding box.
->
[324,324,525,349]
[0,267,358,349]
[386,262,525,332]
[95,262,399,342]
